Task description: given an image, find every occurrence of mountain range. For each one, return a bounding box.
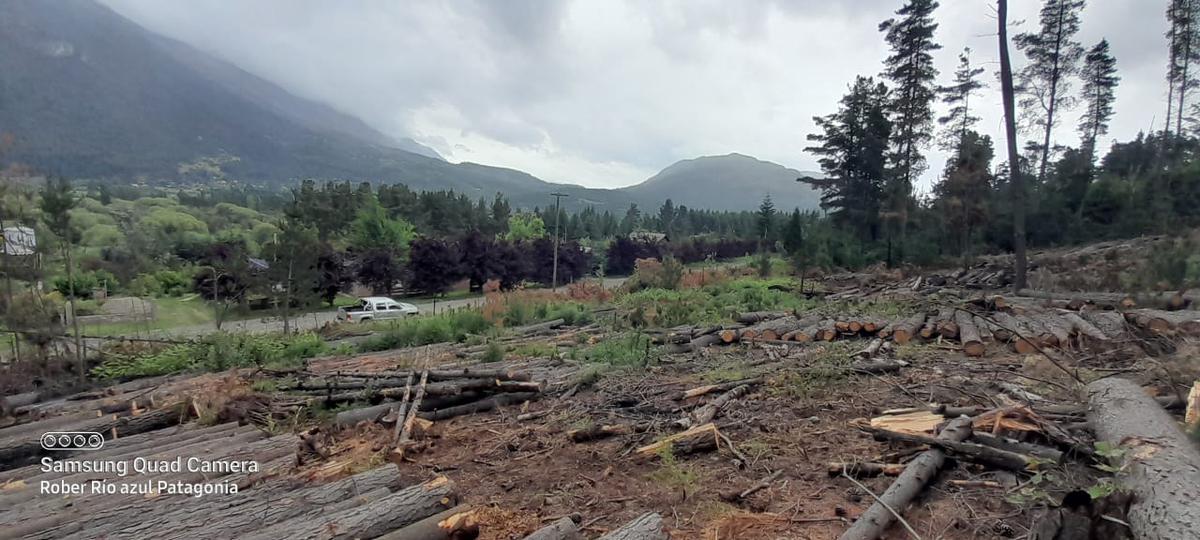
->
[0,0,821,212]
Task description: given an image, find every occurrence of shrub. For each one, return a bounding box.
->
[481,342,506,363]
[582,333,657,366]
[93,332,330,379]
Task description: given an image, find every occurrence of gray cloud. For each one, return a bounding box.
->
[102,0,1171,190]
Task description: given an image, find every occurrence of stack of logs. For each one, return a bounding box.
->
[660,298,1199,359]
[299,367,545,428]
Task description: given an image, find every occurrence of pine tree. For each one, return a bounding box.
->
[1014,0,1086,184]
[937,48,986,154]
[1169,0,1200,135]
[805,76,892,244]
[756,195,775,241]
[1078,39,1119,161]
[879,0,941,263]
[934,131,994,265]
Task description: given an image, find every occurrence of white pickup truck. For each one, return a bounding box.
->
[337,297,420,323]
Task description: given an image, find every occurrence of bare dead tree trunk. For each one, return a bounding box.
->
[998,0,1027,292]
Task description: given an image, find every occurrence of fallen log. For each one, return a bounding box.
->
[635,423,720,459]
[241,476,458,540]
[1125,309,1200,336]
[891,314,927,344]
[568,423,648,443]
[673,378,764,401]
[523,516,582,540]
[1079,310,1128,339]
[596,512,667,540]
[838,416,972,540]
[954,310,985,357]
[735,311,788,325]
[678,385,750,428]
[105,464,406,539]
[1014,289,1135,309]
[0,404,184,470]
[827,462,905,478]
[969,432,1063,463]
[374,505,479,540]
[847,359,906,375]
[1087,378,1200,539]
[335,401,398,427]
[1187,381,1199,432]
[852,339,885,361]
[418,392,539,421]
[0,392,40,417]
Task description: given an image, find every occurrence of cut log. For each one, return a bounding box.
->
[827,462,905,478]
[0,404,184,470]
[719,327,740,344]
[103,464,406,539]
[735,311,788,325]
[1087,377,1200,539]
[673,378,764,401]
[1014,289,1136,310]
[816,319,838,341]
[838,416,973,540]
[1032,313,1073,348]
[971,315,994,342]
[852,339,885,361]
[1058,311,1108,345]
[596,512,667,540]
[1079,310,1128,339]
[336,401,398,427]
[954,310,985,357]
[635,423,720,459]
[0,392,40,417]
[1125,309,1200,336]
[969,432,1063,463]
[523,516,582,540]
[890,314,926,345]
[568,423,647,443]
[374,505,479,540]
[678,384,751,428]
[242,476,458,540]
[418,392,539,421]
[935,316,959,340]
[992,311,1038,353]
[847,359,906,375]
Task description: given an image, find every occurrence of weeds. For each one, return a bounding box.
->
[648,445,698,497]
[481,342,506,363]
[93,332,329,379]
[358,310,492,352]
[580,332,657,366]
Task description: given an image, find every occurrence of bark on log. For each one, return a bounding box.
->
[1125,309,1200,336]
[596,512,667,540]
[891,314,926,344]
[678,384,750,428]
[838,416,973,540]
[0,404,183,470]
[1087,377,1200,539]
[1032,313,1072,347]
[523,516,582,540]
[241,476,458,540]
[735,311,788,324]
[1014,289,1136,309]
[864,427,1032,472]
[106,464,406,539]
[852,339,885,361]
[0,392,40,417]
[336,401,398,427]
[375,505,479,540]
[635,423,719,458]
[1079,310,1128,339]
[992,311,1037,353]
[847,360,906,375]
[954,310,985,357]
[969,432,1063,463]
[568,423,640,442]
[673,378,764,401]
[418,392,539,421]
[1058,312,1108,345]
[828,462,905,478]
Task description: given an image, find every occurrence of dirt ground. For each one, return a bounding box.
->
[303,334,1153,540]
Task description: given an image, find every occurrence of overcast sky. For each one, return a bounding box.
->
[102,0,1168,191]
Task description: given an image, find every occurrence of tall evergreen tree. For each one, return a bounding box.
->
[1078,39,1120,161]
[1014,0,1086,184]
[804,76,892,244]
[879,0,941,262]
[934,131,994,265]
[937,48,986,154]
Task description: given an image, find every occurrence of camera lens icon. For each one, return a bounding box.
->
[41,432,105,451]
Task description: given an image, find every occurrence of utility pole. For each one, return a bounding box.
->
[550,192,568,290]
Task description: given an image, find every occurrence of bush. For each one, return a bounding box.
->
[582,333,657,366]
[481,342,506,363]
[93,332,330,379]
[52,273,99,298]
[358,310,496,352]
